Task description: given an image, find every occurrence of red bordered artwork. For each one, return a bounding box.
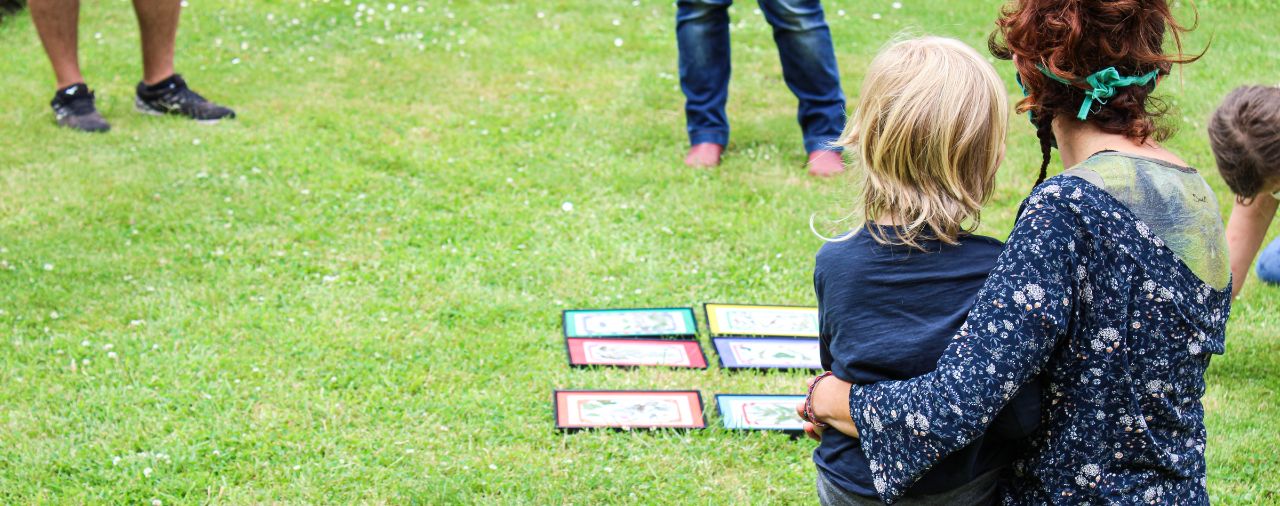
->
[554,390,706,431]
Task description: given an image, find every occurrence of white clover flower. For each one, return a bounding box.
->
[1025,283,1045,301]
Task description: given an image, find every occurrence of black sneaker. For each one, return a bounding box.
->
[50,83,111,133]
[135,74,235,123]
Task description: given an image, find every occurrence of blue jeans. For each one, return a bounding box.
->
[676,0,845,153]
[1256,236,1280,284]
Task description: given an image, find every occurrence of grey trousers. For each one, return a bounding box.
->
[816,468,1000,506]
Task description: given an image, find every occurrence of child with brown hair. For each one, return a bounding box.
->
[1208,85,1280,298]
[810,36,1039,505]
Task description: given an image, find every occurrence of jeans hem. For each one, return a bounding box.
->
[804,138,843,154]
[689,131,728,147]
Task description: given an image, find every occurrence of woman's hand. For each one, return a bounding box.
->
[797,374,859,442]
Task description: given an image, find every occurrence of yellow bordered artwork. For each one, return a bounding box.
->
[703,303,819,338]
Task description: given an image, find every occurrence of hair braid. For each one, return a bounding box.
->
[1034,110,1056,188]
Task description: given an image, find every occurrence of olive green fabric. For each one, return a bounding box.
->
[1063,152,1230,290]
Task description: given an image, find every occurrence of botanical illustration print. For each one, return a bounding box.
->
[740,401,804,428]
[713,306,818,336]
[582,341,691,366]
[729,340,819,367]
[575,398,685,425]
[573,310,687,336]
[846,166,1230,504]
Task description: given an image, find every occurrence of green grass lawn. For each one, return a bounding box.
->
[1,0,1276,503]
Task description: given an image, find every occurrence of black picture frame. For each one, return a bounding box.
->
[715,393,807,433]
[553,390,707,432]
[712,336,822,371]
[702,302,819,339]
[561,307,698,339]
[562,336,708,369]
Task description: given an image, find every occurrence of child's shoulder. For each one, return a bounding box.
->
[815,228,878,257]
[815,228,1003,267]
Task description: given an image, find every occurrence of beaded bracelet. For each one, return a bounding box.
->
[803,371,835,429]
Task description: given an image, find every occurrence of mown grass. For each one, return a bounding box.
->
[0,0,1276,503]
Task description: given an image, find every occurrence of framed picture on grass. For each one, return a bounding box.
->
[562,307,698,339]
[564,337,707,369]
[712,337,822,370]
[703,303,819,338]
[554,390,706,431]
[716,394,807,432]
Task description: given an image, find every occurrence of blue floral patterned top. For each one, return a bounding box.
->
[846,153,1232,504]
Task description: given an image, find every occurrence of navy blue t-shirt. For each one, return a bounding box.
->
[812,225,1041,498]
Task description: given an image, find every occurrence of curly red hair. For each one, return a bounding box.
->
[988,0,1202,184]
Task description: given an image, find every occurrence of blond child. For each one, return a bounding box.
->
[810,37,1038,505]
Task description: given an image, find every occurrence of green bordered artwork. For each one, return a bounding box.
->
[562,307,698,339]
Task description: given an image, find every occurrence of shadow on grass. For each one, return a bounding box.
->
[0,0,24,23]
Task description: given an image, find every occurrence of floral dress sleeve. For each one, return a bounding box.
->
[847,193,1084,503]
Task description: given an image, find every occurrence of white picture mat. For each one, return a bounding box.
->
[569,309,693,336]
[719,396,806,430]
[563,393,696,426]
[728,340,820,367]
[581,340,693,366]
[709,305,818,337]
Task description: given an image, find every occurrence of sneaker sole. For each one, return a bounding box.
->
[135,100,168,116]
[136,100,229,124]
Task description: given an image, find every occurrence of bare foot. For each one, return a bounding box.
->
[684,143,724,167]
[807,150,844,177]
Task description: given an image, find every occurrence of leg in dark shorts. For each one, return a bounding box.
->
[816,469,1000,506]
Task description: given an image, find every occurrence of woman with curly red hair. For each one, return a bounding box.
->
[802,1,1229,503]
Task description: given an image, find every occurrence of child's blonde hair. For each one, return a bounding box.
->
[833,36,1008,250]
